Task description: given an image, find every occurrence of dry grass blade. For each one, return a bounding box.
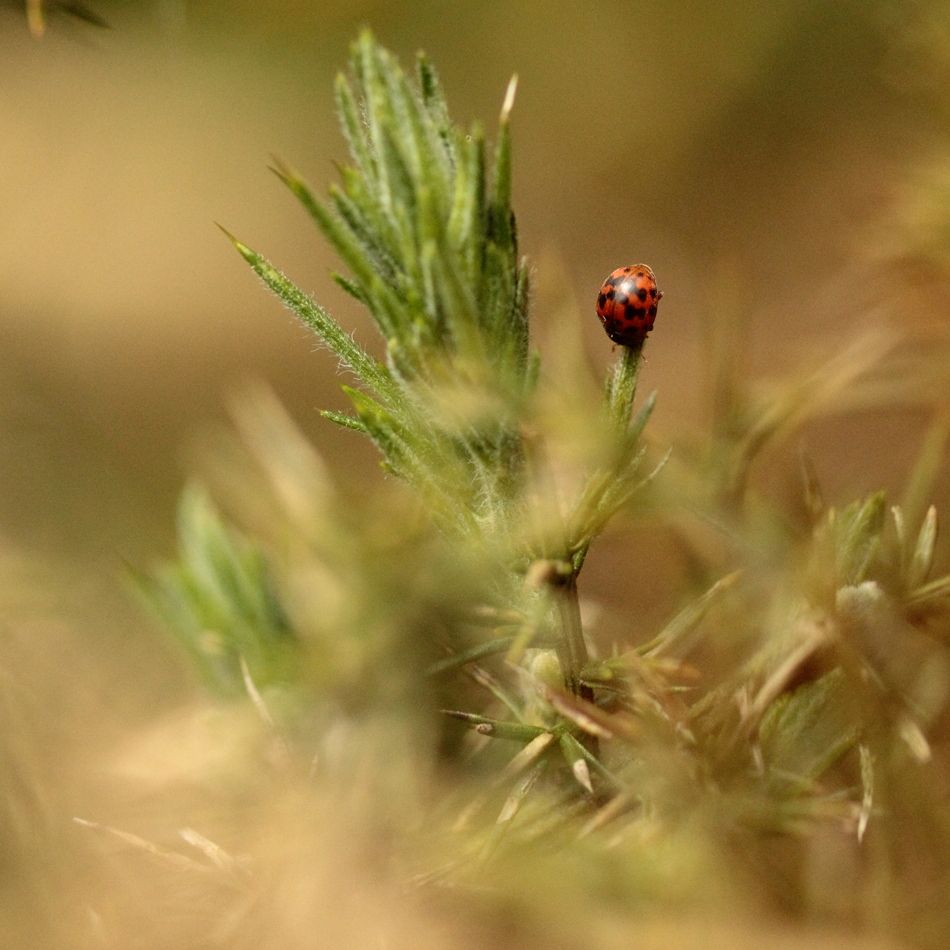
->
[496,763,544,825]
[499,732,555,782]
[578,790,637,838]
[743,619,830,732]
[728,330,897,499]
[239,655,292,765]
[639,571,741,658]
[544,688,638,740]
[179,828,251,877]
[73,818,214,875]
[908,505,938,590]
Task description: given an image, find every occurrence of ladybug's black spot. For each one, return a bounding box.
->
[636,287,648,301]
[650,287,658,299]
[625,303,642,321]
[597,292,607,309]
[648,305,657,317]
[615,293,628,308]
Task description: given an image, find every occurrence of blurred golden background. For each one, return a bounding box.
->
[4,0,948,660]
[2,2,949,946]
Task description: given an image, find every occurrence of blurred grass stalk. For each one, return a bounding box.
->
[22,0,108,37]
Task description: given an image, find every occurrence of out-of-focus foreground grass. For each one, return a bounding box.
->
[1,2,949,948]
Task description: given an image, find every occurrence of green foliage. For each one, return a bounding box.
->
[132,485,296,698]
[806,491,887,606]
[223,228,397,403]
[758,668,860,789]
[226,33,539,536]
[135,31,950,949]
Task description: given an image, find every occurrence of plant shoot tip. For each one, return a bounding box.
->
[501,74,519,123]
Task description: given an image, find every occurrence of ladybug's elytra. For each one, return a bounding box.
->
[595,264,662,347]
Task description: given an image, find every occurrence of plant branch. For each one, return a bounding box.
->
[553,574,590,700]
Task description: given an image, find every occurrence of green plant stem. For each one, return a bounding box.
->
[554,573,599,757]
[554,345,644,750]
[608,343,644,429]
[554,575,591,700]
[569,344,648,575]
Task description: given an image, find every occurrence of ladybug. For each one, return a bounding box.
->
[595,264,662,347]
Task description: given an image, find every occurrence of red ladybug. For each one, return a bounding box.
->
[595,264,662,347]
